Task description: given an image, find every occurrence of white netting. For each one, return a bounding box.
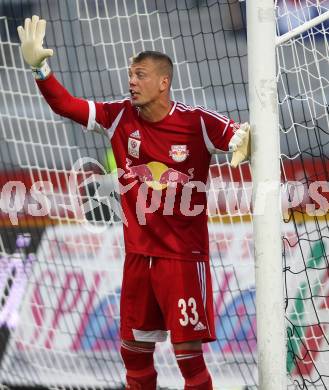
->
[0,1,253,389]
[276,1,329,389]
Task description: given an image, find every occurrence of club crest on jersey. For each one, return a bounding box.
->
[128,137,141,158]
[169,145,189,162]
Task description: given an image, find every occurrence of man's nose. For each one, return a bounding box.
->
[129,75,137,85]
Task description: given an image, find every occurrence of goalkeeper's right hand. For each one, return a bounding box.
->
[17,15,53,80]
[229,122,251,168]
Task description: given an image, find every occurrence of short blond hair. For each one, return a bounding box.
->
[131,50,173,85]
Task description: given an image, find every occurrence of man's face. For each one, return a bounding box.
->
[128,59,168,107]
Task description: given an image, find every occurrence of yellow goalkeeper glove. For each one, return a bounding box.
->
[17,15,53,80]
[229,122,251,168]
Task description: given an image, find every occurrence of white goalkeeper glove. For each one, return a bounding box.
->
[229,122,251,168]
[17,15,53,80]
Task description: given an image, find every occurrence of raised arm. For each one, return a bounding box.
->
[35,73,89,127]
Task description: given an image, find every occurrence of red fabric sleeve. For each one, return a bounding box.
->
[36,74,89,127]
[200,110,236,153]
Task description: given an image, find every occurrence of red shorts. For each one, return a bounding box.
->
[120,253,216,344]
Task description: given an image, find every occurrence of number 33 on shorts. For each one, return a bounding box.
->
[178,297,199,326]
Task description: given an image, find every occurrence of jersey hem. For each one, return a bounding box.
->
[125,248,209,262]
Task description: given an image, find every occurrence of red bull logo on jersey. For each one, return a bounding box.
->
[124,158,194,190]
[169,145,189,162]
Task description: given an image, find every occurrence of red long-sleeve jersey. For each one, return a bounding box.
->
[37,74,236,261]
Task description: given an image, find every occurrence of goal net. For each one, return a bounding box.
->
[0,0,327,389]
[277,1,329,389]
[0,1,254,389]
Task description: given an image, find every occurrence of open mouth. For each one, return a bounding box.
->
[130,90,139,98]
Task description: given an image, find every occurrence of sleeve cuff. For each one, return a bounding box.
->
[86,100,96,131]
[31,62,51,80]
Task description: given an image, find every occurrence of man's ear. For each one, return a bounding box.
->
[160,75,170,92]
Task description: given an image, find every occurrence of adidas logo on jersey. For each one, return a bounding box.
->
[130,130,140,139]
[194,321,207,331]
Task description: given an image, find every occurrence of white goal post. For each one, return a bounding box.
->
[250,2,329,389]
[247,2,286,390]
[276,9,329,45]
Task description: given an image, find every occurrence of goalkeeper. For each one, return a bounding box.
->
[17,16,250,390]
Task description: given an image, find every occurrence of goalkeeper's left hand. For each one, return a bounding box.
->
[229,122,251,168]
